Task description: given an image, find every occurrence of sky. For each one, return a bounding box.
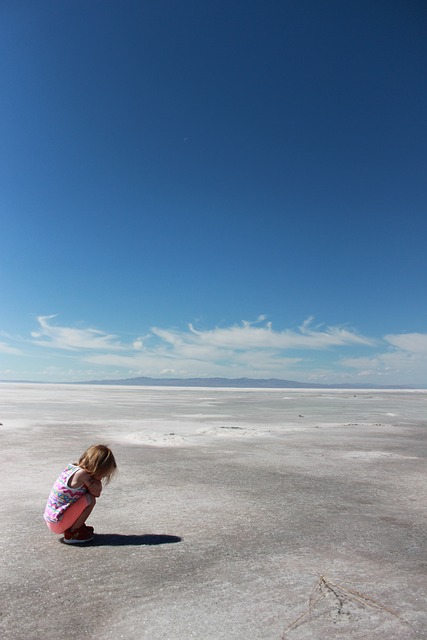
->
[1,0,426,386]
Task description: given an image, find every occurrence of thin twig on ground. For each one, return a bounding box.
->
[281,575,411,638]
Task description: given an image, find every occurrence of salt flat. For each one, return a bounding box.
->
[0,383,426,639]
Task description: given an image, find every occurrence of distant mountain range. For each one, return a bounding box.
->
[79,376,414,389]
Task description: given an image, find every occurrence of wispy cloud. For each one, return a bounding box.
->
[385,332,427,354]
[30,315,372,357]
[184,316,375,350]
[84,316,374,379]
[340,332,427,383]
[2,315,425,383]
[31,315,125,352]
[0,341,21,355]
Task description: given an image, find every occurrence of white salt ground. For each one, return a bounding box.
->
[0,383,426,639]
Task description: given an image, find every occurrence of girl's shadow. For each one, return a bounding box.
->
[90,533,182,546]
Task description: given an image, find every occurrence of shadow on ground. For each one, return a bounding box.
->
[90,533,182,546]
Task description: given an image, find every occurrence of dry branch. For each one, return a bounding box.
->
[281,575,410,638]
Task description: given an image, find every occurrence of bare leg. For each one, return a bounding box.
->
[70,495,96,531]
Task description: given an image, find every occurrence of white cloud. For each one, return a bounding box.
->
[82,317,372,379]
[29,314,372,359]
[0,342,21,355]
[340,331,427,384]
[31,315,125,352]
[185,317,374,351]
[3,315,424,384]
[385,333,427,354]
[86,348,303,379]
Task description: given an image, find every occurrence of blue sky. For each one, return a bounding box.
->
[1,1,426,385]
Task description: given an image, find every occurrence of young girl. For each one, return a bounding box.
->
[44,444,117,544]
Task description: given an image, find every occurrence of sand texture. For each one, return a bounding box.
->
[0,384,426,639]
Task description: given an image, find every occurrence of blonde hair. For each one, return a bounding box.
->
[77,444,117,483]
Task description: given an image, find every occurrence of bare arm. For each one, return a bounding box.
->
[84,474,102,497]
[70,469,103,497]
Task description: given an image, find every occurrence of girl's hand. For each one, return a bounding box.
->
[85,475,103,497]
[71,469,103,496]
